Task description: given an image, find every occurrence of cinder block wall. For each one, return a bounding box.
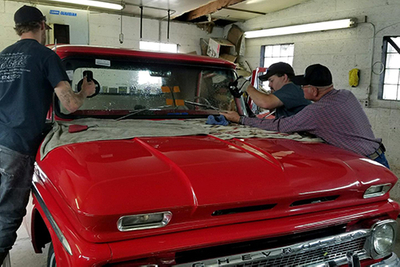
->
[0,1,20,49]
[0,0,224,53]
[88,13,224,54]
[239,0,400,200]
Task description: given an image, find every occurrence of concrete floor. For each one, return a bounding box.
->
[7,226,48,266]
[4,219,400,266]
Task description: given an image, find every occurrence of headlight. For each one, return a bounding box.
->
[117,211,172,232]
[370,219,397,259]
[363,183,392,199]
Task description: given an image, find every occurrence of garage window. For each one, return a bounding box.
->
[139,41,178,53]
[259,44,294,92]
[261,44,294,67]
[380,36,400,100]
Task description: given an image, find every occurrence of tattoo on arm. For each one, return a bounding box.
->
[55,81,84,113]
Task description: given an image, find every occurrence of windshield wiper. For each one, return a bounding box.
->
[115,105,173,121]
[184,100,219,110]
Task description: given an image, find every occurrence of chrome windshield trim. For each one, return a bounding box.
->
[32,164,73,256]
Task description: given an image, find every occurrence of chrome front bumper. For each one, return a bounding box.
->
[371,253,400,267]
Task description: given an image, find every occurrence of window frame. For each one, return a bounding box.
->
[139,41,178,53]
[260,43,294,68]
[379,36,400,101]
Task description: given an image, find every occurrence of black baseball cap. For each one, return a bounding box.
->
[14,5,51,29]
[292,64,333,86]
[259,62,295,81]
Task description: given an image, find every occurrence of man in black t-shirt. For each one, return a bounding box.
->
[233,62,311,118]
[0,6,95,264]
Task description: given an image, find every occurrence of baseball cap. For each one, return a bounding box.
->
[14,5,51,29]
[292,64,332,86]
[259,62,295,81]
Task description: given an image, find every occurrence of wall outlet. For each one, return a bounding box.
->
[359,99,370,108]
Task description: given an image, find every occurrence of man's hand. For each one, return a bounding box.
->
[236,77,250,92]
[81,77,96,97]
[220,111,241,123]
[55,78,96,113]
[229,76,250,98]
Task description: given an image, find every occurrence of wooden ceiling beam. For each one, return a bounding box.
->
[185,0,246,21]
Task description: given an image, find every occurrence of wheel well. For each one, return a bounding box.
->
[32,208,52,253]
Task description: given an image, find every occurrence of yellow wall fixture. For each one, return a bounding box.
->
[47,0,124,10]
[349,68,360,87]
[244,19,356,39]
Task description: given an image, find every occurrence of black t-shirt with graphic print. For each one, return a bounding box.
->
[0,39,69,155]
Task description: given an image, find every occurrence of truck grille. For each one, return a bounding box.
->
[237,237,366,267]
[175,229,369,267]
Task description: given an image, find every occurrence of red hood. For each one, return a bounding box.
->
[37,135,397,242]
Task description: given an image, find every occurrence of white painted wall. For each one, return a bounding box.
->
[0,0,224,53]
[38,4,90,44]
[237,0,400,200]
[0,1,19,49]
[88,12,224,54]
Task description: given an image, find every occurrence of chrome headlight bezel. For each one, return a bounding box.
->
[117,211,172,232]
[368,219,397,259]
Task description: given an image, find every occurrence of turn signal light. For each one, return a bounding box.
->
[117,211,172,232]
[363,184,392,199]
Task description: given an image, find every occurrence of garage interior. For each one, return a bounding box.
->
[1,0,400,266]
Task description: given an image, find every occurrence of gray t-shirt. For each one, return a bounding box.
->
[273,82,311,118]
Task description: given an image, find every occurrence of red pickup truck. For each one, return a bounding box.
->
[25,45,400,267]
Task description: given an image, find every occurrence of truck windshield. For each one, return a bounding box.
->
[56,56,236,119]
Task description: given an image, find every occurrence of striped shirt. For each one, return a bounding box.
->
[242,89,381,156]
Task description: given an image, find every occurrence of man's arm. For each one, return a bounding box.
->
[221,111,241,123]
[54,78,95,113]
[247,86,283,109]
[222,105,316,133]
[234,77,283,109]
[243,106,316,133]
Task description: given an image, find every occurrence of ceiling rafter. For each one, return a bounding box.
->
[184,0,246,21]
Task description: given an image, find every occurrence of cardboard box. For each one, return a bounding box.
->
[200,38,208,56]
[207,38,235,59]
[206,25,244,63]
[227,24,244,55]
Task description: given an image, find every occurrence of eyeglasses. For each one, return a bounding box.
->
[301,85,312,89]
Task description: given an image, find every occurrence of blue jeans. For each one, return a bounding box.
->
[0,145,35,253]
[373,152,390,169]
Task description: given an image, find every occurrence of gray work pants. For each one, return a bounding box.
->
[0,145,34,254]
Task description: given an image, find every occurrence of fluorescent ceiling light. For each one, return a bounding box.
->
[48,0,124,10]
[245,18,356,38]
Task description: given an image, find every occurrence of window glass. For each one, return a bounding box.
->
[383,85,398,100]
[139,41,178,53]
[261,43,294,90]
[263,44,294,67]
[386,53,400,68]
[380,36,400,100]
[58,57,235,119]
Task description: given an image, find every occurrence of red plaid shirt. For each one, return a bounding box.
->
[243,89,381,157]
